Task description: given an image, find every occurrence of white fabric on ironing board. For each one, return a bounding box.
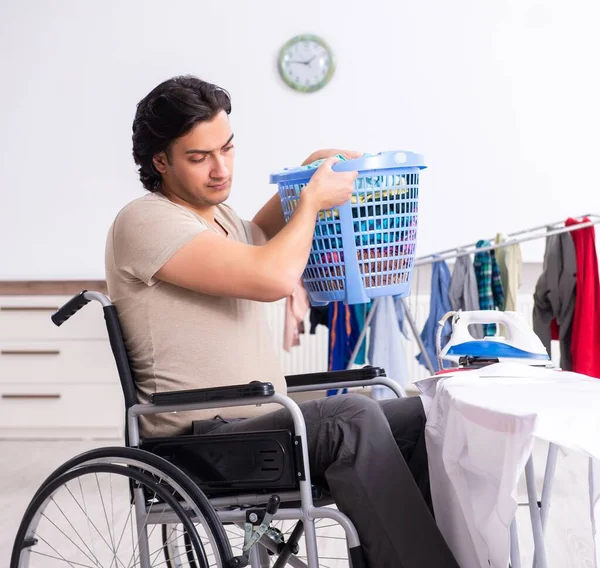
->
[416,363,600,568]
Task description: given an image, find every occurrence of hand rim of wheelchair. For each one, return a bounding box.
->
[11,462,211,568]
[10,446,236,568]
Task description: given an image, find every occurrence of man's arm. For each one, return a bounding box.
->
[252,149,362,240]
[156,157,358,302]
[252,192,286,241]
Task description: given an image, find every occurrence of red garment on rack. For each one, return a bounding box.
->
[566,217,600,378]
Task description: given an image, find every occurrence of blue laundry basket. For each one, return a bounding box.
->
[270,151,426,306]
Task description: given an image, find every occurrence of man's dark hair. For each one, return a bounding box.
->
[132,75,232,192]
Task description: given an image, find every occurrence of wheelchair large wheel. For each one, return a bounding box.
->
[11,447,235,568]
[11,463,208,567]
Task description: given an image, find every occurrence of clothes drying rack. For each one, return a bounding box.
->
[342,213,600,568]
[347,213,600,374]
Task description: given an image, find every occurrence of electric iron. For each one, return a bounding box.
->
[440,311,552,368]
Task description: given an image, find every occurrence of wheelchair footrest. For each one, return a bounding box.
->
[141,430,300,496]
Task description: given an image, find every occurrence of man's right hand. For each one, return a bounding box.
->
[301,156,358,212]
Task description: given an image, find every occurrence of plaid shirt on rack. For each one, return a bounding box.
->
[474,240,505,336]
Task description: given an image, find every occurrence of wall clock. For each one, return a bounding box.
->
[278,34,335,93]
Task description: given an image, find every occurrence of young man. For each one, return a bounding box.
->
[105,75,458,567]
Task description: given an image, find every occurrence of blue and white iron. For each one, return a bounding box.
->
[440,311,551,366]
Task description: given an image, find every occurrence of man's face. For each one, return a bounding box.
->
[154,110,235,208]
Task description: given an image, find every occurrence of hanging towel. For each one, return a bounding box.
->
[473,240,505,336]
[309,302,366,393]
[328,302,361,371]
[394,297,412,377]
[566,217,600,378]
[351,303,369,365]
[283,282,310,351]
[327,302,364,395]
[309,305,329,334]
[495,233,522,312]
[368,296,407,399]
[416,260,453,372]
[448,253,483,339]
[532,229,576,370]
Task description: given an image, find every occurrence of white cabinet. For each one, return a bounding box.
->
[0,292,123,439]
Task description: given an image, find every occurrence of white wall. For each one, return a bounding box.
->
[1,0,598,279]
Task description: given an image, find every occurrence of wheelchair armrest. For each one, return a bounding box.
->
[285,367,386,388]
[150,382,275,406]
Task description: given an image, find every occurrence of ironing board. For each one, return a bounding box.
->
[416,364,600,568]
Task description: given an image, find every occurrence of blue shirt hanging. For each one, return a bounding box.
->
[416,260,453,372]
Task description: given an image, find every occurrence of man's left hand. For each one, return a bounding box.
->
[301,149,362,166]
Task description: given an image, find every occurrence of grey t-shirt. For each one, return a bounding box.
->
[105,192,286,438]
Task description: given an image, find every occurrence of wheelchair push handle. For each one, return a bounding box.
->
[51,291,91,326]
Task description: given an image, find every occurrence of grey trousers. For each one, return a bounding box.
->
[193,394,458,568]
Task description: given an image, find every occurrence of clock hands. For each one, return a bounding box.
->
[288,55,319,66]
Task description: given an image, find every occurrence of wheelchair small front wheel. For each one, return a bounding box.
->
[11,463,219,568]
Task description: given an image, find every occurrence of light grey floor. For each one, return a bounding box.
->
[1,438,594,567]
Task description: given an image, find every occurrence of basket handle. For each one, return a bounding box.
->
[331,151,426,174]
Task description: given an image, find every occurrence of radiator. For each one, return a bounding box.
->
[267,296,537,383]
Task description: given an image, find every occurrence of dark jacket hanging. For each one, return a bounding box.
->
[532,230,576,370]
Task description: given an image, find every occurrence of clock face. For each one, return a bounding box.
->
[278,35,335,93]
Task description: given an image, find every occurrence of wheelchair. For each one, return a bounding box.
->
[11,290,406,568]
